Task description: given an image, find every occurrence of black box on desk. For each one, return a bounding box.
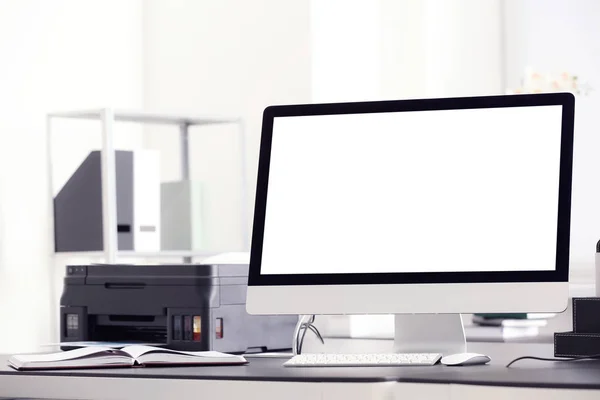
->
[554,332,600,357]
[554,297,600,357]
[60,264,297,353]
[573,297,600,333]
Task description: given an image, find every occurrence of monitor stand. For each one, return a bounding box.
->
[394,313,466,355]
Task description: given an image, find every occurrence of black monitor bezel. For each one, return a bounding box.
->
[248,93,575,286]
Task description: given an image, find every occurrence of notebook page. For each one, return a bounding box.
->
[122,345,241,360]
[12,347,115,363]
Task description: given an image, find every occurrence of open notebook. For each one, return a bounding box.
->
[9,345,247,370]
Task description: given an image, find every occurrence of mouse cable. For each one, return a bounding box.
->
[506,354,600,368]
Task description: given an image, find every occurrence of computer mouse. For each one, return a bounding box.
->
[440,353,491,366]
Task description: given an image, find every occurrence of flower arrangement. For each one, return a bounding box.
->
[508,67,592,96]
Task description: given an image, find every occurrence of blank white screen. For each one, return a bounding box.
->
[260,106,563,274]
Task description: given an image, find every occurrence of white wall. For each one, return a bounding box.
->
[142,0,312,252]
[0,0,143,352]
[504,0,600,274]
[381,0,504,99]
[310,0,381,102]
[311,0,503,102]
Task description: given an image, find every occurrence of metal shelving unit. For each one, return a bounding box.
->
[47,108,248,263]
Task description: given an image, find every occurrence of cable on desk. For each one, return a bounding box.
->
[295,315,325,354]
[506,354,600,368]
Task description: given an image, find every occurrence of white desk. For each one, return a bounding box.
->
[1,342,599,400]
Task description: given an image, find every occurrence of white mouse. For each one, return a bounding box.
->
[440,353,491,366]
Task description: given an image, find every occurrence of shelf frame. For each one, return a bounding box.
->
[47,108,248,263]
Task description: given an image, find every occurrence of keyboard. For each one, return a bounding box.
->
[283,353,442,367]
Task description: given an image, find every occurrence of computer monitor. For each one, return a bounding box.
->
[247,93,575,354]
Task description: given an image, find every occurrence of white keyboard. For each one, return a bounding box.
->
[283,353,442,367]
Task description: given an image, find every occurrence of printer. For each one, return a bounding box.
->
[60,263,297,353]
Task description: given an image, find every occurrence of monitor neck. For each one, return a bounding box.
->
[394,313,466,355]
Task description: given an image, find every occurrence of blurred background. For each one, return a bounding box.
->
[0,0,598,352]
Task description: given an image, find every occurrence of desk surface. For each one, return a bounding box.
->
[1,342,600,390]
